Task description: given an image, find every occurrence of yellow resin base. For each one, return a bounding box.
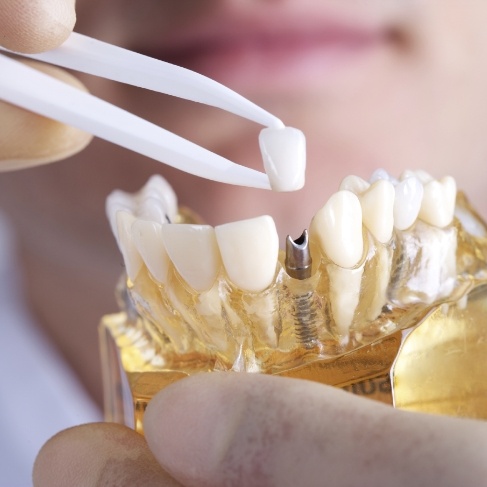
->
[100,284,487,433]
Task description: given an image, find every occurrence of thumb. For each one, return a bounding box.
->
[0,0,76,53]
[0,60,92,171]
[144,373,487,487]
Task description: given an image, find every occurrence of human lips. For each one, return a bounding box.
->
[136,10,397,93]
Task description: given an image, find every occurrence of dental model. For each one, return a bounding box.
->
[101,169,487,430]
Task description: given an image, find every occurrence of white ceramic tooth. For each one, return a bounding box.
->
[215,216,279,292]
[414,169,434,184]
[115,210,143,281]
[327,264,363,342]
[259,126,306,192]
[401,169,433,184]
[161,224,221,292]
[360,180,395,243]
[106,190,135,243]
[311,191,363,268]
[339,175,370,195]
[142,174,178,221]
[132,220,171,284]
[394,177,423,230]
[369,168,397,185]
[138,196,170,224]
[419,176,457,228]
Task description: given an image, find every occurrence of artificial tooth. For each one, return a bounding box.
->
[360,179,395,243]
[339,175,370,195]
[137,196,171,225]
[132,220,170,284]
[161,224,221,292]
[259,126,306,192]
[369,168,397,185]
[311,191,363,269]
[394,176,423,230]
[215,216,279,292]
[401,169,433,184]
[106,190,135,243]
[141,174,178,222]
[115,210,143,281]
[327,263,363,341]
[419,176,457,228]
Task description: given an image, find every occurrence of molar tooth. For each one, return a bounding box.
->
[161,224,221,292]
[394,177,423,230]
[259,127,306,192]
[360,180,395,243]
[401,169,433,184]
[369,168,397,185]
[339,175,370,195]
[311,191,363,268]
[419,176,457,228]
[115,210,143,281]
[215,216,279,292]
[132,220,170,284]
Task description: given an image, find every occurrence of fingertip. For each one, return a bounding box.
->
[0,60,93,171]
[33,423,182,487]
[0,0,76,53]
[144,374,249,486]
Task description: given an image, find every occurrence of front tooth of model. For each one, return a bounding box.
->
[339,175,370,195]
[311,191,363,268]
[259,127,306,192]
[360,180,395,243]
[161,224,221,292]
[215,216,279,292]
[419,176,457,228]
[132,220,170,284]
[394,176,424,230]
[115,210,143,281]
[138,196,170,225]
[142,174,178,221]
[106,190,135,244]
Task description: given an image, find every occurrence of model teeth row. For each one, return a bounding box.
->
[107,170,457,296]
[107,175,279,293]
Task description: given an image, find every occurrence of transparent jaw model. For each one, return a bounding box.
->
[100,172,487,433]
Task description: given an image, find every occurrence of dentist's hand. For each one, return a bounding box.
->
[33,373,487,487]
[0,0,75,53]
[0,0,92,170]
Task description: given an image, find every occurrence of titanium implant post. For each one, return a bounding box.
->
[285,230,319,348]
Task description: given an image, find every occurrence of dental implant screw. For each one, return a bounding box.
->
[285,230,319,348]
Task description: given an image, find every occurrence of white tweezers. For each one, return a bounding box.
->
[0,32,286,189]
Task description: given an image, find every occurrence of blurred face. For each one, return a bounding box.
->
[2,0,487,402]
[71,0,487,232]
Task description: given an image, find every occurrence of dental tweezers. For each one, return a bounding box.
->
[0,32,285,189]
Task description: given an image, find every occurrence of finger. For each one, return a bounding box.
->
[0,59,92,170]
[145,373,487,487]
[33,423,184,487]
[0,0,75,53]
